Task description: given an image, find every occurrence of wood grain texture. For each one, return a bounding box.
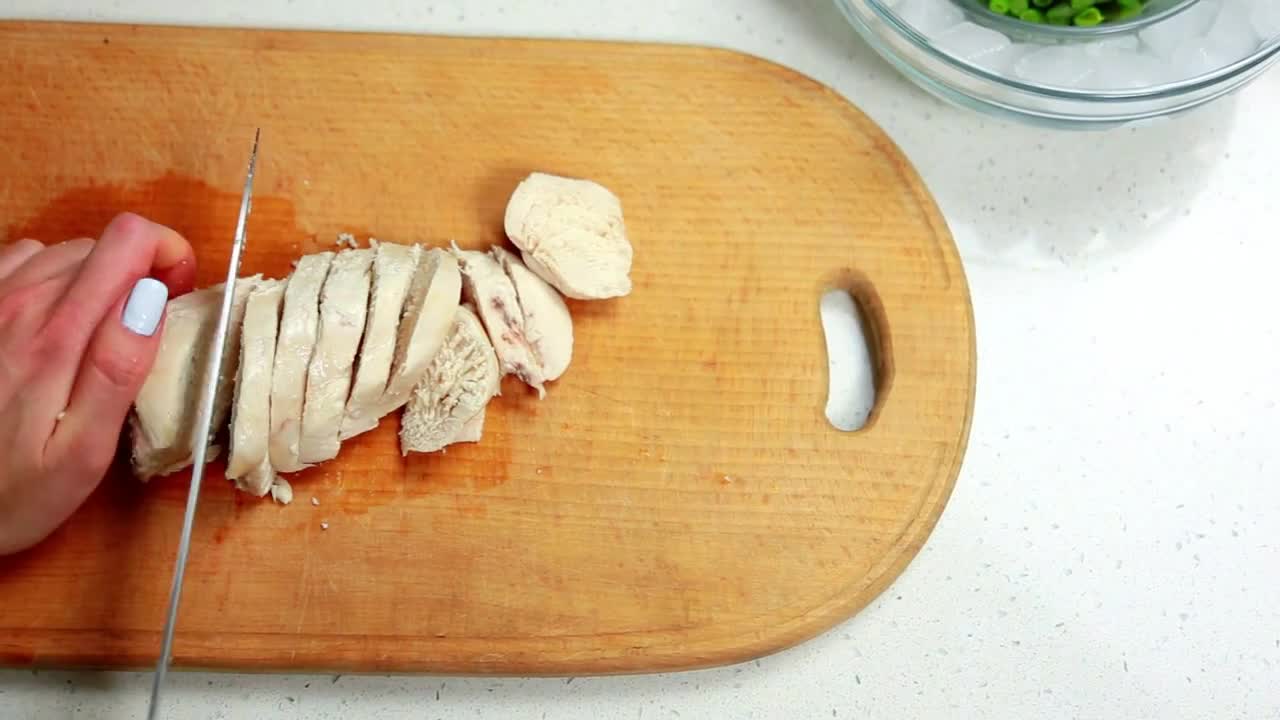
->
[0,20,975,675]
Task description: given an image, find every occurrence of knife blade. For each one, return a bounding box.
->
[146,129,261,720]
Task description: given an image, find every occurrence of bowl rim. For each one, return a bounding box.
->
[859,0,1280,100]
[862,28,1277,125]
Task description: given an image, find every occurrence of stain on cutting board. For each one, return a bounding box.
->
[4,172,380,287]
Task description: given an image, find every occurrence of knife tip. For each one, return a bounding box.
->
[245,128,262,181]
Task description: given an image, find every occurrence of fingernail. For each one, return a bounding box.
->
[122,278,168,336]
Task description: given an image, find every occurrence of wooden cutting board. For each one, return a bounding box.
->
[0,20,974,675]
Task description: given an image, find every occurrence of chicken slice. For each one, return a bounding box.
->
[299,248,374,464]
[452,407,486,445]
[226,279,285,497]
[399,305,500,455]
[340,240,420,440]
[269,251,334,473]
[503,171,633,300]
[490,245,574,382]
[379,247,461,412]
[130,288,219,480]
[450,242,545,396]
[130,277,260,480]
[209,278,262,446]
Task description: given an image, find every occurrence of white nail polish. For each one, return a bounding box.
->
[122,278,168,336]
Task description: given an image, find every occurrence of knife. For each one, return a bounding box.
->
[146,129,261,720]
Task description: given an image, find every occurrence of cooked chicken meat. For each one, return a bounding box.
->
[451,242,545,396]
[227,279,286,497]
[130,169,628,499]
[341,241,420,440]
[399,305,501,454]
[490,245,573,383]
[269,252,333,473]
[130,277,260,480]
[379,247,461,412]
[503,171,633,300]
[451,407,486,445]
[299,248,374,464]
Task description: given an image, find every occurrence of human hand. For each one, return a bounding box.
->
[0,213,196,556]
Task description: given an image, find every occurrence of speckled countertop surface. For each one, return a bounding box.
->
[2,2,1279,718]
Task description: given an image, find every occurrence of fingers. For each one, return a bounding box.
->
[0,213,195,557]
[0,239,44,281]
[0,272,73,400]
[131,214,196,296]
[0,238,93,294]
[32,214,187,404]
[46,278,168,475]
[152,239,197,297]
[56,213,190,329]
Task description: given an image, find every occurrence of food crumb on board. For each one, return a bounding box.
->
[336,232,359,249]
[320,521,329,530]
[270,479,294,505]
[311,497,320,506]
[55,410,66,422]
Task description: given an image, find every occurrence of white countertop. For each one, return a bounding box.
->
[3,1,1279,718]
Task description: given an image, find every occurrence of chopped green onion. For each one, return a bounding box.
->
[1070,0,1097,10]
[990,0,1011,14]
[1009,0,1031,13]
[1019,8,1045,22]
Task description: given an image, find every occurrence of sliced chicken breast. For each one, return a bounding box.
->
[451,243,545,396]
[451,407,486,445]
[502,171,633,300]
[299,248,374,464]
[269,251,334,473]
[130,277,259,480]
[400,305,501,454]
[380,247,461,412]
[227,279,285,497]
[130,286,220,479]
[340,240,420,440]
[490,245,574,382]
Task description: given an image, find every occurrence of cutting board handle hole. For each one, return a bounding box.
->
[819,273,891,432]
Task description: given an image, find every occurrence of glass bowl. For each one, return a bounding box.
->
[834,0,1280,128]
